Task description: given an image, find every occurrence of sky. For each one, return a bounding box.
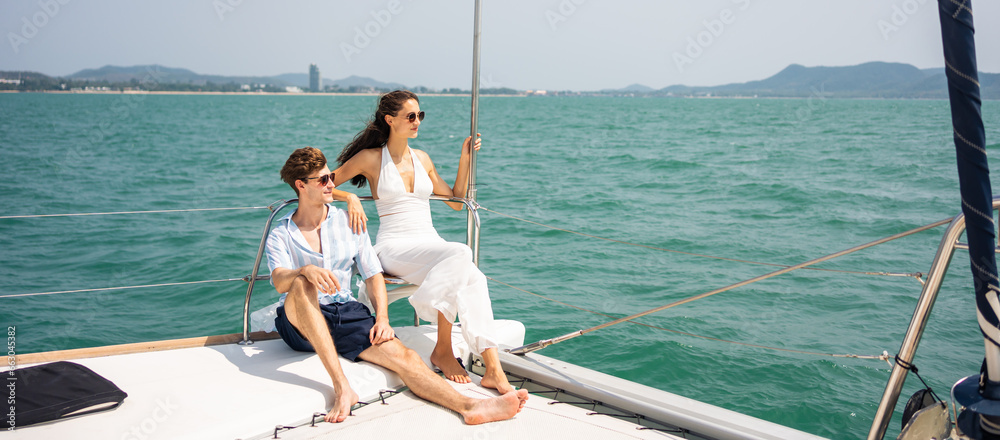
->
[2,0,999,91]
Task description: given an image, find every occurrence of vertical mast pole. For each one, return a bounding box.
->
[467,0,483,266]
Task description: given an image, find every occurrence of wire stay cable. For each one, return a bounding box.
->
[487,276,889,361]
[508,216,954,355]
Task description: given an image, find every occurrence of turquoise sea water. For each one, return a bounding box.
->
[1,93,999,438]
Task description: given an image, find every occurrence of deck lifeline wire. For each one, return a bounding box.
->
[0,278,245,299]
[481,206,926,280]
[0,203,941,359]
[1,272,890,361]
[0,206,268,219]
[2,205,925,279]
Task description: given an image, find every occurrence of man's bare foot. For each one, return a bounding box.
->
[515,389,529,412]
[431,349,470,384]
[325,386,359,423]
[462,391,522,425]
[480,369,516,395]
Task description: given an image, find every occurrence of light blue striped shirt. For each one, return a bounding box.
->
[265,204,383,306]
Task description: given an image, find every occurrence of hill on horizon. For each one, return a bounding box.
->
[3,62,999,99]
[67,65,294,87]
[602,83,655,93]
[273,72,405,90]
[60,64,405,90]
[658,61,1000,99]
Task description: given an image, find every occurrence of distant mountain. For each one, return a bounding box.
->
[67,65,293,87]
[264,73,408,90]
[70,65,194,81]
[920,67,945,77]
[272,73,318,88]
[7,62,999,98]
[0,70,52,80]
[742,62,926,95]
[328,75,406,90]
[602,83,655,93]
[64,65,407,91]
[661,62,999,99]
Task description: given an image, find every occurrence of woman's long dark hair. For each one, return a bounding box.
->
[337,90,419,187]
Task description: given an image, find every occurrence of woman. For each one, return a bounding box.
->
[330,90,514,395]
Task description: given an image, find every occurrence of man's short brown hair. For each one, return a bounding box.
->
[281,147,327,195]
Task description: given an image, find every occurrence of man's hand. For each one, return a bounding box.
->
[299,265,341,294]
[369,317,395,345]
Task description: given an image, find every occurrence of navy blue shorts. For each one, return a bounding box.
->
[274,301,375,362]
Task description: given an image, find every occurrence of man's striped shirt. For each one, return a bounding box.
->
[265,204,382,305]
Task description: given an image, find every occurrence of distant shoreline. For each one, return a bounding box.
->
[0,90,966,100]
[0,90,525,98]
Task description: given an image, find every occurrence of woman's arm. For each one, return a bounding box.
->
[422,134,481,211]
[330,150,379,233]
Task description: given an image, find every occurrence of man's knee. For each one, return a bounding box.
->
[401,346,423,366]
[286,276,316,300]
[378,341,423,368]
[290,275,310,290]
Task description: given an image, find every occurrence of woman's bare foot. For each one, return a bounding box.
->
[462,391,524,425]
[325,385,359,423]
[431,348,470,383]
[480,369,515,395]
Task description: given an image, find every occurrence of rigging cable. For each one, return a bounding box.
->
[481,206,925,280]
[509,216,954,355]
[487,275,889,362]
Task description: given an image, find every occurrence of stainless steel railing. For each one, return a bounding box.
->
[239,199,298,345]
[239,196,481,345]
[868,195,1000,439]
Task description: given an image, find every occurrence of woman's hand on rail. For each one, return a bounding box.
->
[346,193,368,234]
[462,133,482,157]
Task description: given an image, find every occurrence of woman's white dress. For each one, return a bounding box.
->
[373,145,498,353]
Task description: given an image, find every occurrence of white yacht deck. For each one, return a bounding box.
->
[11,320,823,440]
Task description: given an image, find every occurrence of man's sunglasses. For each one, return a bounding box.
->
[302,172,334,185]
[403,111,425,123]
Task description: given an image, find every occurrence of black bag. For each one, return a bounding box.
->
[9,361,127,429]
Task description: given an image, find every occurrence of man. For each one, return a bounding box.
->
[265,147,528,424]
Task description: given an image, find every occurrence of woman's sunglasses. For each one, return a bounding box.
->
[403,111,425,123]
[302,172,334,185]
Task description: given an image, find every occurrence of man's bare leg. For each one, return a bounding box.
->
[429,311,471,383]
[359,339,528,424]
[283,277,358,423]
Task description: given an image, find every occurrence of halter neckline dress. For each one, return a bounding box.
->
[373,145,498,353]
